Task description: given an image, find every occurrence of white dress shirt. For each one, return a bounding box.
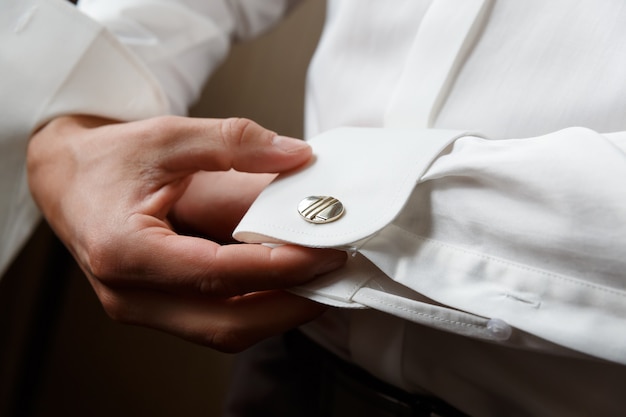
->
[3,0,626,415]
[0,0,167,275]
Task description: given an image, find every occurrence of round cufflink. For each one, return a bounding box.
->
[298,196,345,224]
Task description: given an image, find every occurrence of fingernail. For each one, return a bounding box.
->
[272,135,310,153]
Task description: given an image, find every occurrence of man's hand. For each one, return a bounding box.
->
[27,115,345,352]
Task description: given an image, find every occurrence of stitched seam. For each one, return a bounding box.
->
[344,273,376,299]
[302,270,376,302]
[389,226,626,299]
[356,292,485,330]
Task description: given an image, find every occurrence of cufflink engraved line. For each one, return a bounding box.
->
[298,196,344,224]
[300,196,337,218]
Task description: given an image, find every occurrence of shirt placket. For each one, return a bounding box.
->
[384,0,492,129]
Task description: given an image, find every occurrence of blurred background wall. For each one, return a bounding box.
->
[0,1,325,416]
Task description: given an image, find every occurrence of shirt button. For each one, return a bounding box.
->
[298,196,344,224]
[487,318,512,341]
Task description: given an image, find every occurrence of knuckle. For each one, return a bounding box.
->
[221,117,252,138]
[205,325,250,353]
[85,246,117,283]
[82,235,127,287]
[147,114,181,131]
[98,290,130,323]
[139,115,183,143]
[197,276,217,296]
[220,117,264,148]
[197,274,235,298]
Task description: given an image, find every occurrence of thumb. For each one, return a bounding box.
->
[160,117,312,174]
[225,117,312,173]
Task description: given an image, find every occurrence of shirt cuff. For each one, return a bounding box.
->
[234,126,626,365]
[234,127,470,247]
[4,0,168,133]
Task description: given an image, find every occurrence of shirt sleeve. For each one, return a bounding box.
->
[77,0,300,115]
[233,126,626,364]
[394,127,626,363]
[0,0,167,275]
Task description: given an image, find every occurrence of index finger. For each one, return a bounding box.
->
[97,222,347,297]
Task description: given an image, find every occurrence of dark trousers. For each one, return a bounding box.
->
[222,330,468,417]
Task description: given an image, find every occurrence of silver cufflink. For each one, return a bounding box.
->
[298,196,344,224]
